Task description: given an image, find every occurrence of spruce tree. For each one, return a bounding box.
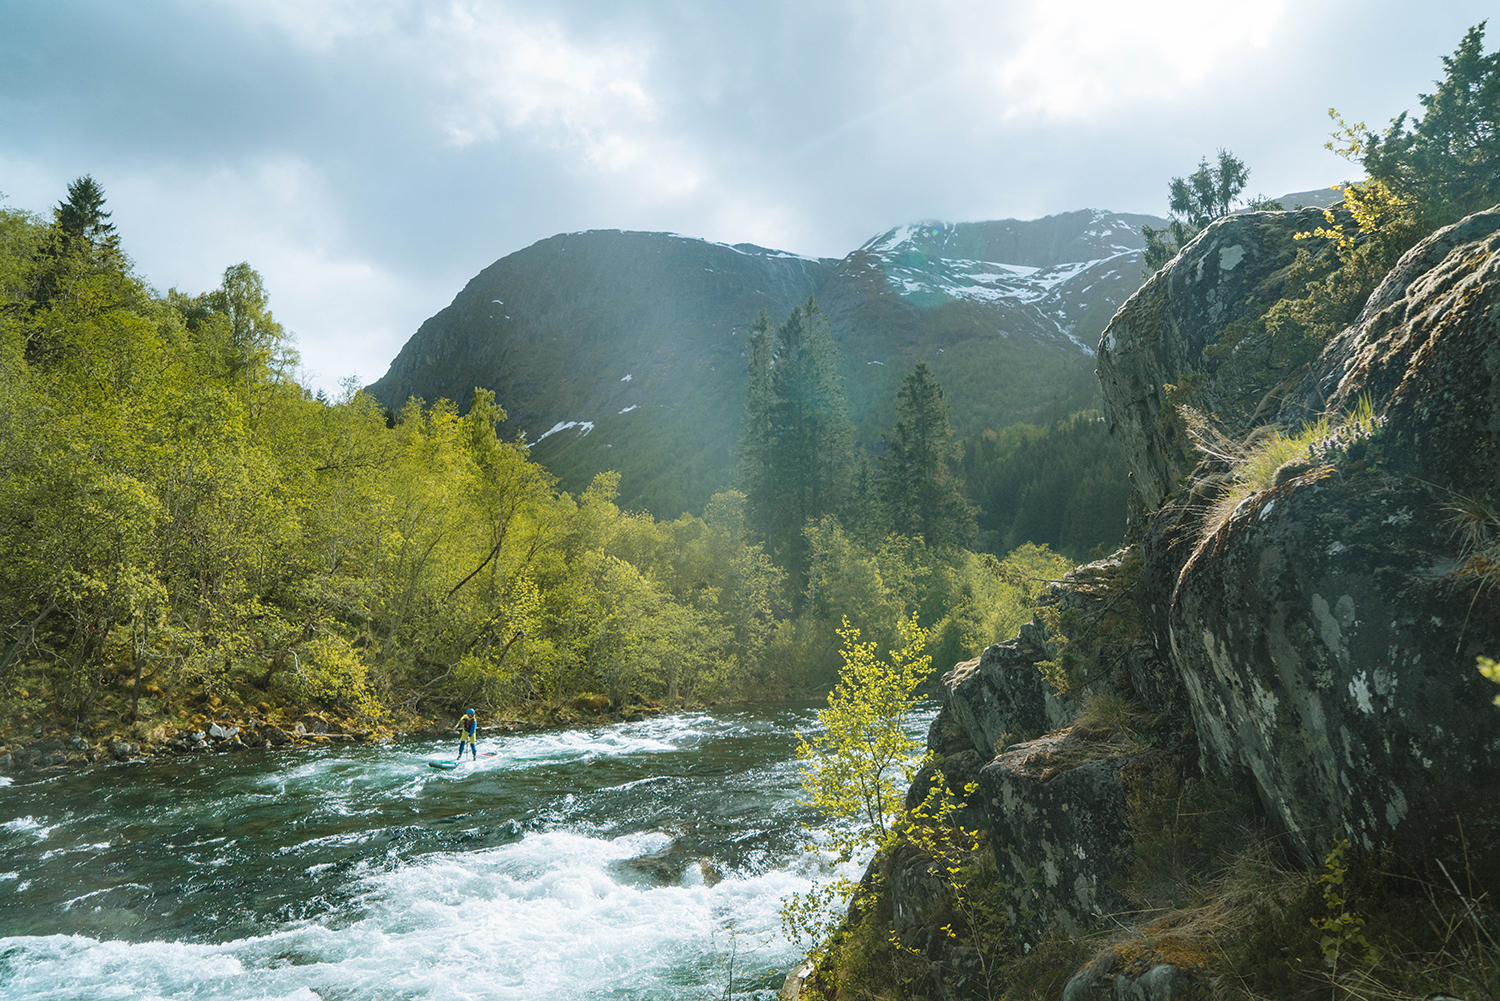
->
[54,175,119,252]
[741,298,851,595]
[878,362,974,550]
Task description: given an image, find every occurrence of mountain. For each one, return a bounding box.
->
[367,209,1168,517]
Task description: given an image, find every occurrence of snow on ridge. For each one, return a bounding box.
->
[861,221,943,254]
[535,420,596,443]
[619,405,638,414]
[621,374,633,382]
[1066,333,1097,356]
[877,247,1141,307]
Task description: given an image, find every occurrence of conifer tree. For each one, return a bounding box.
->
[54,175,119,252]
[741,298,851,595]
[878,361,974,549]
[1141,149,1251,272]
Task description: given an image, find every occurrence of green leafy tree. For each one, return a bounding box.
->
[782,614,933,953]
[1141,149,1251,272]
[878,362,975,550]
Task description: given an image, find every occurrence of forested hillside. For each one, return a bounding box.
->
[367,212,1164,520]
[0,187,1088,748]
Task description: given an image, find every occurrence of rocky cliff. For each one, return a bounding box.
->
[845,204,1500,1000]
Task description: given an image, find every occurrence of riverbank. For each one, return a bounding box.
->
[0,693,686,775]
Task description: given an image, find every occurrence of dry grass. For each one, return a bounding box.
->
[1179,396,1380,545]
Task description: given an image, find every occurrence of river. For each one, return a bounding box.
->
[0,703,933,1001]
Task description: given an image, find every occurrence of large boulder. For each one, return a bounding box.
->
[977,731,1136,950]
[1101,206,1500,881]
[942,622,1068,760]
[1098,208,1337,525]
[1292,207,1500,497]
[1170,468,1500,871]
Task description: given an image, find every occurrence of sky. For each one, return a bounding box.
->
[1,1,1493,394]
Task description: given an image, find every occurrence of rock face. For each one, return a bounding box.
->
[942,621,1069,760]
[1097,207,1336,524]
[895,552,1147,952]
[1100,206,1500,878]
[979,732,1135,949]
[1293,208,1500,497]
[870,206,1500,999]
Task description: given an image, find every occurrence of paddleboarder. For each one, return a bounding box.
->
[455,708,479,760]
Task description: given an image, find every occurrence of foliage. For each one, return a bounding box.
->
[0,178,837,734]
[959,411,1129,561]
[782,615,933,956]
[897,772,1010,998]
[877,361,976,550]
[1481,656,1500,706]
[741,299,853,597]
[798,614,933,847]
[1310,839,1380,976]
[1193,396,1381,541]
[1326,22,1500,239]
[1141,149,1252,272]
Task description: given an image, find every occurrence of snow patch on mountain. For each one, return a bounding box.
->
[535,420,595,443]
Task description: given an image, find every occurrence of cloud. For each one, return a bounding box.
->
[105,156,429,389]
[989,0,1289,120]
[4,0,1497,395]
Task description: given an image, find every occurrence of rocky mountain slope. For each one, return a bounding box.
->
[850,203,1500,999]
[366,210,1168,516]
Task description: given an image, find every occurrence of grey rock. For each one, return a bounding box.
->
[108,741,138,761]
[978,733,1135,949]
[1169,469,1500,870]
[1100,203,1500,883]
[1063,962,1189,1001]
[1098,207,1338,525]
[263,726,292,747]
[943,629,1068,761]
[208,722,240,742]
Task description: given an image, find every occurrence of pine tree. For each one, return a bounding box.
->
[54,175,119,252]
[741,298,852,595]
[878,362,974,550]
[1344,22,1500,227]
[1141,149,1250,272]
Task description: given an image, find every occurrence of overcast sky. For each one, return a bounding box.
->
[1,1,1492,393]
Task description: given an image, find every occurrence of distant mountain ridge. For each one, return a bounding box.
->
[367,207,1175,517]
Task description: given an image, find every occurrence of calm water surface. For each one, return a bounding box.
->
[0,703,933,1001]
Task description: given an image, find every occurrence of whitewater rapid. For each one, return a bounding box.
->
[0,706,925,1000]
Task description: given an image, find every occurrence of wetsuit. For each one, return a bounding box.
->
[457,715,478,759]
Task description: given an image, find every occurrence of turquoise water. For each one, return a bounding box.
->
[0,704,930,1000]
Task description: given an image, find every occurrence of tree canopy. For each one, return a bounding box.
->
[1141,149,1254,272]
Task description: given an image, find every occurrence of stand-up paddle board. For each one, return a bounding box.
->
[429,753,497,769]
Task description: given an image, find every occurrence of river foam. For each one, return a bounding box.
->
[0,703,928,1000]
[0,826,814,1000]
